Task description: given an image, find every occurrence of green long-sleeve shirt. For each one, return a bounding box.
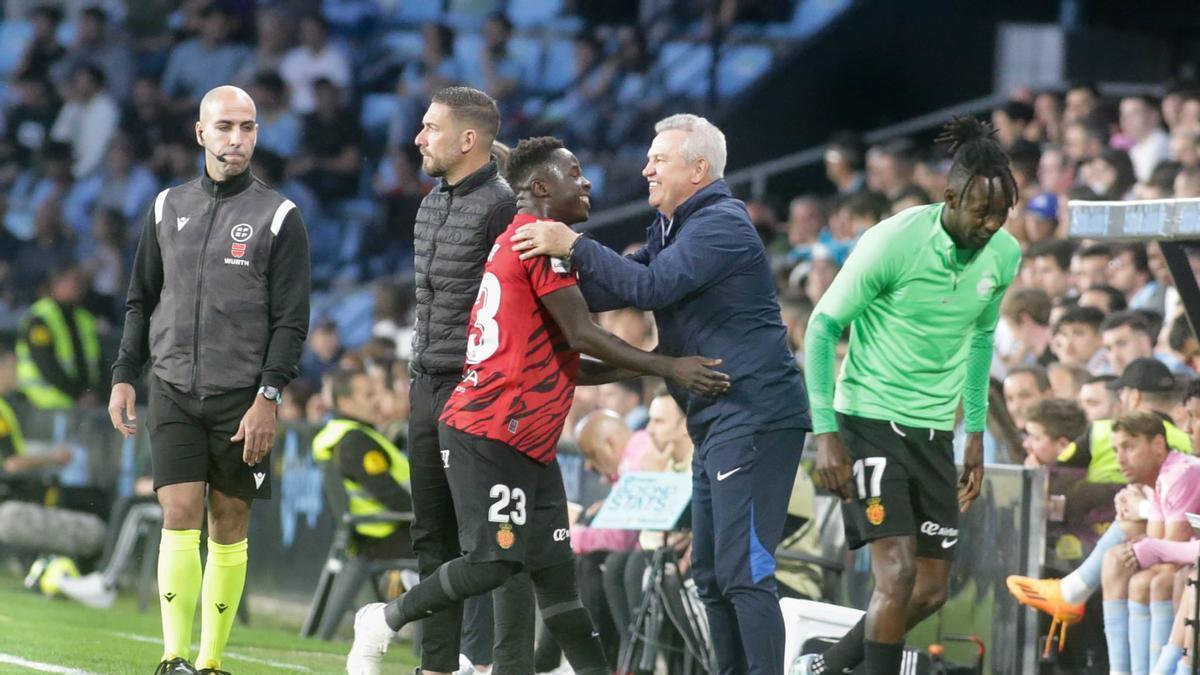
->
[804,203,1021,435]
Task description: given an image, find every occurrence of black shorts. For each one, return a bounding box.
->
[147,376,269,500]
[439,423,572,572]
[837,413,959,560]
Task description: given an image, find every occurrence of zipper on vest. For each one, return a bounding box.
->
[191,188,222,395]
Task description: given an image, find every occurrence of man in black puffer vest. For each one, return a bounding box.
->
[407,86,533,675]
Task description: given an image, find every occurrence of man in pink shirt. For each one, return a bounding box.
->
[570,410,647,555]
[1101,411,1200,674]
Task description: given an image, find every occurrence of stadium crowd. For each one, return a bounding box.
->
[5,1,1200,673]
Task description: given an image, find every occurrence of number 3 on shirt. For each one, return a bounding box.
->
[466,272,501,364]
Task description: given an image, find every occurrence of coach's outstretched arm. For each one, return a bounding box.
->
[540,283,730,397]
[108,206,166,437]
[803,227,901,501]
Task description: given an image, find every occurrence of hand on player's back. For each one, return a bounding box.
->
[667,356,730,397]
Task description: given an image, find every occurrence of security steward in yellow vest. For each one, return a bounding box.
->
[16,267,102,410]
[313,368,413,559]
[1057,358,1192,513]
[0,341,70,499]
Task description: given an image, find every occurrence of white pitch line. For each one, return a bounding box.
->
[107,632,313,672]
[0,653,99,674]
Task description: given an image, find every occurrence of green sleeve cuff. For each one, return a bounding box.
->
[804,312,843,435]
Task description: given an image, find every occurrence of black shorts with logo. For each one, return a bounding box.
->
[837,413,959,560]
[147,376,270,500]
[439,423,572,572]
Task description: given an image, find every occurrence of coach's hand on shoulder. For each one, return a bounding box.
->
[667,356,730,397]
[815,433,854,502]
[512,220,580,260]
[233,397,277,466]
[108,383,137,438]
[957,432,985,513]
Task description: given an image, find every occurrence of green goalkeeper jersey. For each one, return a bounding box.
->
[804,203,1021,435]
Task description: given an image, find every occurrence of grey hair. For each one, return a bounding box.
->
[654,113,727,179]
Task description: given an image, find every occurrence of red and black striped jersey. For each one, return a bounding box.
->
[440,213,580,463]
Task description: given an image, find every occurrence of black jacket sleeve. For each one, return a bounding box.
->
[485,200,517,245]
[112,208,163,385]
[25,317,86,398]
[261,208,311,389]
[336,430,412,512]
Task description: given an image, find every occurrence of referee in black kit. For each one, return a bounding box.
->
[404,86,533,675]
[108,85,310,675]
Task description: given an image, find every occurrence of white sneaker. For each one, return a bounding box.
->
[58,572,116,609]
[452,653,475,675]
[346,602,394,675]
[790,653,818,675]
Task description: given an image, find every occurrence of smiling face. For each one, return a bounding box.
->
[532,148,592,225]
[643,129,708,220]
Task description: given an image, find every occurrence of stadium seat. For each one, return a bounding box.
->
[716,44,773,98]
[380,29,423,61]
[660,42,712,98]
[508,36,544,86]
[534,37,577,93]
[454,32,485,86]
[391,0,447,25]
[301,459,416,640]
[506,0,563,30]
[0,21,33,77]
[765,0,854,39]
[360,93,398,145]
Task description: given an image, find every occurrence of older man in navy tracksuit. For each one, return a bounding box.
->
[513,115,810,675]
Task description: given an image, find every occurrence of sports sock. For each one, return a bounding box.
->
[863,640,902,675]
[810,618,865,673]
[1104,599,1132,674]
[158,529,202,662]
[384,558,516,631]
[541,602,608,675]
[1151,601,1176,666]
[195,538,248,670]
[1130,601,1151,675]
[1062,523,1126,604]
[1152,644,1183,675]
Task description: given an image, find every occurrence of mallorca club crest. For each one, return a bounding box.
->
[865,498,886,526]
[497,523,515,550]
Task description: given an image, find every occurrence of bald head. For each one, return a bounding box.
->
[196,85,258,180]
[576,409,631,477]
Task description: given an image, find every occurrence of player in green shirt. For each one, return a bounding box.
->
[798,118,1022,675]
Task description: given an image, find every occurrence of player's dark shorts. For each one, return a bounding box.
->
[439,422,572,572]
[837,413,959,560]
[147,376,269,500]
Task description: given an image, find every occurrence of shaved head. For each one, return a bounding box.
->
[195,85,258,179]
[576,409,631,477]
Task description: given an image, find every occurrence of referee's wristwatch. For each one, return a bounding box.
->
[257,385,283,405]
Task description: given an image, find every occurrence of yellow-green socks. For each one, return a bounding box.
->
[159,529,202,662]
[195,538,248,670]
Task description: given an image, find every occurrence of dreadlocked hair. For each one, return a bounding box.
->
[935,115,1018,212]
[504,136,565,191]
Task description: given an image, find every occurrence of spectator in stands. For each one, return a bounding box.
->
[1022,398,1088,467]
[783,196,825,257]
[598,381,648,431]
[1001,288,1055,369]
[778,292,812,364]
[1051,305,1108,373]
[50,6,133,101]
[234,5,294,85]
[475,13,521,105]
[993,100,1035,149]
[292,78,363,202]
[1109,243,1164,313]
[1064,82,1100,124]
[888,185,930,215]
[1023,192,1057,243]
[1120,95,1171,182]
[1136,160,1181,200]
[249,72,301,160]
[13,200,75,303]
[1078,374,1119,423]
[280,13,351,115]
[63,135,159,239]
[1079,284,1127,315]
[1086,148,1137,200]
[1037,144,1074,196]
[1165,315,1200,375]
[865,138,913,200]
[803,249,839,307]
[1004,364,1051,430]
[825,133,865,194]
[312,368,413,562]
[1,73,59,176]
[1048,362,1090,402]
[161,5,252,108]
[0,339,70,482]
[1063,117,1108,166]
[121,75,185,170]
[17,5,65,81]
[301,319,343,387]
[1103,311,1160,376]
[539,31,616,146]
[1026,239,1074,300]
[1031,90,1064,145]
[1072,244,1114,295]
[16,265,101,410]
[50,63,119,178]
[83,207,126,324]
[1170,131,1200,169]
[600,308,655,352]
[605,26,664,149]
[1174,164,1200,198]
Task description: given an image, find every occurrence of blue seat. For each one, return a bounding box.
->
[0,21,33,77]
[392,0,446,25]
[380,30,423,61]
[533,37,576,93]
[361,93,398,141]
[660,42,711,98]
[716,45,772,98]
[506,0,563,30]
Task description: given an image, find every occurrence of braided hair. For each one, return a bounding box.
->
[935,116,1018,215]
